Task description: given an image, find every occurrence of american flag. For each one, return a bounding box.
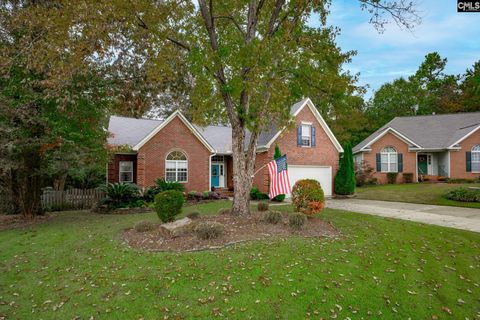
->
[267,155,292,199]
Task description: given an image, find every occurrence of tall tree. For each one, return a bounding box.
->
[0,2,111,217]
[1,0,420,215]
[459,61,480,112]
[367,52,469,129]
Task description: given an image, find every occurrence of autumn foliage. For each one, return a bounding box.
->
[291,179,325,215]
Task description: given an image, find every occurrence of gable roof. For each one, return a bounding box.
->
[353,112,480,153]
[107,116,162,147]
[107,98,343,154]
[260,98,343,152]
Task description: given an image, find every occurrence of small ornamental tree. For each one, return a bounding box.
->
[334,143,356,195]
[272,144,286,202]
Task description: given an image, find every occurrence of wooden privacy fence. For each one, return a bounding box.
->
[41,188,105,211]
[0,188,106,213]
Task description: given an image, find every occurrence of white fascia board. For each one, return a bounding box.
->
[360,127,421,151]
[264,98,344,153]
[132,111,216,153]
[448,125,480,148]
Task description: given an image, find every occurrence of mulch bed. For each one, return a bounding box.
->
[122,211,340,252]
[0,214,52,231]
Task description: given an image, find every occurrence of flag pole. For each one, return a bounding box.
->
[251,163,268,178]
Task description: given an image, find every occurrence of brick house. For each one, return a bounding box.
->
[107,98,343,196]
[353,112,480,183]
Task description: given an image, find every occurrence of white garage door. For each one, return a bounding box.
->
[288,165,332,197]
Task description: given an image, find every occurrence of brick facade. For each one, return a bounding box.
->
[361,132,417,184]
[252,106,340,193]
[108,106,341,193]
[108,154,137,184]
[450,129,480,179]
[358,129,480,183]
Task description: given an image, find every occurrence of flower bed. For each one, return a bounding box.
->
[122,211,339,252]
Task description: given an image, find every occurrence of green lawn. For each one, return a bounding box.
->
[356,183,480,208]
[1,202,479,319]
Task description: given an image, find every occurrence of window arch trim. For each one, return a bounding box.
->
[380,146,398,173]
[165,149,188,183]
[472,145,480,173]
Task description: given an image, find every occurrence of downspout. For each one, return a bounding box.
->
[415,151,418,182]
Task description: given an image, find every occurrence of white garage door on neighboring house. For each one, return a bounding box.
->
[288,165,333,197]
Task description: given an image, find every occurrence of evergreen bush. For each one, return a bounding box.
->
[334,143,355,195]
[154,190,184,222]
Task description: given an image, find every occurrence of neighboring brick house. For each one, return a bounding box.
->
[107,98,343,196]
[353,112,480,184]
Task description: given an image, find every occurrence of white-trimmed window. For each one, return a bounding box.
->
[166,151,188,182]
[381,147,398,173]
[301,124,312,147]
[472,145,480,172]
[119,161,133,183]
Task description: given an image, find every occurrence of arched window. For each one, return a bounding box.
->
[472,145,480,172]
[165,151,188,182]
[381,146,398,173]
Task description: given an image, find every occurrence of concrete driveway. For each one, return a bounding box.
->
[326,199,480,233]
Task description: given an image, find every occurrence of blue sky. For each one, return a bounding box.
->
[318,0,480,98]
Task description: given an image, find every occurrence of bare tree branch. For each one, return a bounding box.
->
[359,0,421,32]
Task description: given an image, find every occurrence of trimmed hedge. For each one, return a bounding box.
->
[403,172,414,183]
[386,172,398,184]
[444,187,480,203]
[154,190,184,222]
[250,187,269,200]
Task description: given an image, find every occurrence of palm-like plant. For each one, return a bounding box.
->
[100,183,140,202]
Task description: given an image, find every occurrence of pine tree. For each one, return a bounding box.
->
[272,144,286,202]
[334,143,356,195]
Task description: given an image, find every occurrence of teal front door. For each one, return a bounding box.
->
[418,155,428,175]
[211,164,220,187]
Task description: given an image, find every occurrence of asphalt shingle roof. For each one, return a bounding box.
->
[353,112,480,153]
[108,98,311,154]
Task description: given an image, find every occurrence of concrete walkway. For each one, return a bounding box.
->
[326,199,480,233]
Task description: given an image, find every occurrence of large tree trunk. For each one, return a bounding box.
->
[230,125,257,215]
[19,147,43,218]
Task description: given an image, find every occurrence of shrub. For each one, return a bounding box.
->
[144,179,185,202]
[334,143,355,195]
[187,211,200,219]
[291,179,325,215]
[155,178,185,192]
[154,190,185,222]
[217,208,231,215]
[272,194,286,202]
[195,222,224,240]
[257,202,269,211]
[126,199,146,208]
[445,187,480,202]
[99,183,141,208]
[134,221,156,232]
[265,210,282,224]
[403,173,414,183]
[187,191,198,200]
[355,161,375,187]
[289,213,306,230]
[202,190,210,199]
[250,187,269,200]
[386,172,398,184]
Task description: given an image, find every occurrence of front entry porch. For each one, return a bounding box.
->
[417,152,449,181]
[210,155,232,192]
